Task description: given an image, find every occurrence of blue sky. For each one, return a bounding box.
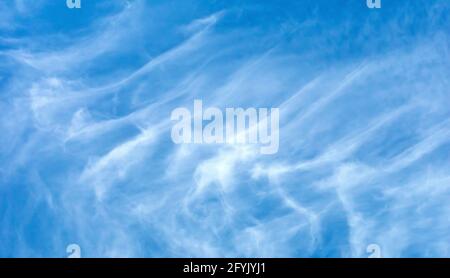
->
[0,0,449,258]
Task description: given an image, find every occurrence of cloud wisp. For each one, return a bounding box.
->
[0,0,449,258]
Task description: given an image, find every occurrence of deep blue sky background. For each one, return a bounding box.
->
[0,0,449,257]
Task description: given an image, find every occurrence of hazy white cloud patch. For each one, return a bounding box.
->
[0,0,449,257]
